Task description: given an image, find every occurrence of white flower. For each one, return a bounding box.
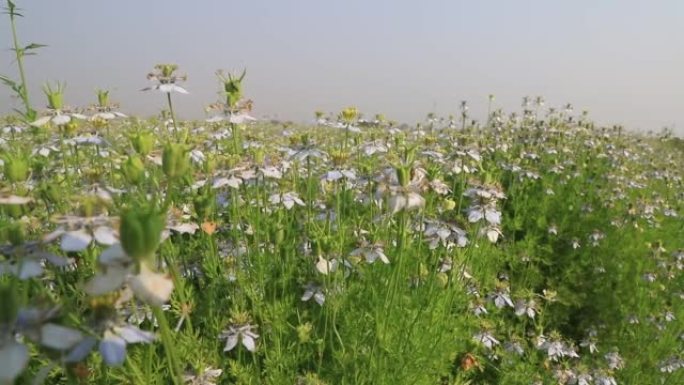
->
[301,283,326,306]
[489,288,514,309]
[66,324,156,367]
[514,299,537,319]
[0,342,28,383]
[350,242,389,264]
[388,191,425,215]
[220,324,259,353]
[473,331,499,349]
[31,110,86,126]
[604,351,624,370]
[269,192,305,210]
[84,244,174,306]
[206,112,256,124]
[184,367,223,385]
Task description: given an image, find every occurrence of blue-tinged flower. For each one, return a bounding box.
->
[220,324,259,353]
[142,64,188,94]
[184,367,223,385]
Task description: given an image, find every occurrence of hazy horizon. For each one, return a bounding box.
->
[1,0,682,133]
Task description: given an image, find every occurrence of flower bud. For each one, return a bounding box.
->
[156,64,178,78]
[0,283,18,325]
[130,132,155,156]
[340,107,358,124]
[63,120,78,134]
[217,69,246,108]
[7,222,26,247]
[122,156,145,185]
[96,89,110,107]
[43,82,66,110]
[3,155,29,183]
[119,205,166,262]
[193,189,216,220]
[396,166,411,188]
[442,198,456,211]
[162,142,189,179]
[37,182,60,204]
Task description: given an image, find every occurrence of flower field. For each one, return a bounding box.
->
[1,2,683,384]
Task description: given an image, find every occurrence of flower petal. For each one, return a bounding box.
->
[64,337,97,363]
[0,342,29,382]
[129,264,174,306]
[99,243,130,266]
[40,323,83,350]
[100,331,127,366]
[113,325,156,344]
[18,259,44,280]
[241,334,256,352]
[93,226,118,245]
[30,116,52,126]
[61,230,93,252]
[84,265,129,296]
[51,114,71,126]
[223,334,238,352]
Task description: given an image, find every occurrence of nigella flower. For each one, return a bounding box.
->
[64,299,157,368]
[429,179,451,195]
[659,356,683,373]
[479,226,503,243]
[471,300,488,316]
[66,323,155,367]
[349,241,389,264]
[269,192,305,210]
[220,323,259,353]
[572,238,581,249]
[42,215,118,253]
[489,286,514,309]
[589,229,605,247]
[301,283,326,306]
[466,203,501,225]
[580,330,599,354]
[84,244,173,307]
[360,140,388,156]
[0,240,73,280]
[537,333,579,361]
[0,305,82,382]
[472,330,499,349]
[387,190,425,215]
[423,220,468,249]
[592,370,617,385]
[504,340,525,356]
[604,351,624,370]
[205,108,256,124]
[90,89,127,120]
[548,224,558,235]
[321,169,357,183]
[142,64,188,94]
[31,82,87,126]
[513,299,537,319]
[184,367,223,385]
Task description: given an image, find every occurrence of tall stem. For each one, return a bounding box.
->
[166,92,180,140]
[152,305,184,385]
[8,2,33,119]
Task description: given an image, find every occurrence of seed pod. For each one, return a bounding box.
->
[119,205,166,262]
[131,132,155,156]
[122,156,145,185]
[3,155,29,183]
[162,142,189,179]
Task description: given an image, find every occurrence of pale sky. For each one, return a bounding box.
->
[1,0,682,133]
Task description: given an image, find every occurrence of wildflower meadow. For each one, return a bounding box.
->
[0,2,682,384]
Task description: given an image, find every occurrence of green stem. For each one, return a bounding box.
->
[166,92,181,140]
[152,305,184,385]
[8,4,33,119]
